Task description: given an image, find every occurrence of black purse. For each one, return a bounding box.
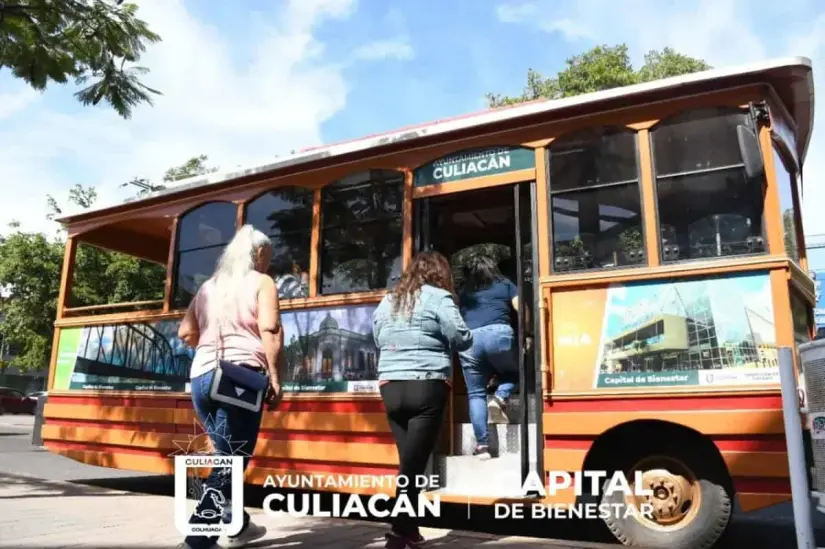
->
[209,323,269,413]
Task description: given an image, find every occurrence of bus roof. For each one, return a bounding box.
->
[57,56,814,225]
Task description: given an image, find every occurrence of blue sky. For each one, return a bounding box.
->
[2,0,825,237]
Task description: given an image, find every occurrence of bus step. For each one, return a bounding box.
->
[435,454,523,497]
[454,423,524,456]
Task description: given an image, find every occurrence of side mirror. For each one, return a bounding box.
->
[737,125,765,180]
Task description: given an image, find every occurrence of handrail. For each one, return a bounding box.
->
[63,300,165,314]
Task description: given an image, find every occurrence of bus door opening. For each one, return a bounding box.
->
[413,182,540,498]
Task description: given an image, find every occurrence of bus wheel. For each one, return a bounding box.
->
[601,454,731,549]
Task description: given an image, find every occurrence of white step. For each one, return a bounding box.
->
[433,454,525,497]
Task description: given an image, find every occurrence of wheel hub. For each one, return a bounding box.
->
[638,469,693,524]
[623,457,702,532]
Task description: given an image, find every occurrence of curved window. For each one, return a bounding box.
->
[246,187,314,298]
[652,108,766,262]
[773,144,800,263]
[548,126,644,272]
[319,170,404,294]
[172,202,237,308]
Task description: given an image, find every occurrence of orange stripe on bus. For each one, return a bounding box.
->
[544,394,781,413]
[737,493,791,512]
[723,452,789,478]
[41,425,398,465]
[542,409,784,436]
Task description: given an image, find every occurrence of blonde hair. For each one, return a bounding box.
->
[208,225,271,325]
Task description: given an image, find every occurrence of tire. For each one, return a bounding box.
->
[601,451,732,549]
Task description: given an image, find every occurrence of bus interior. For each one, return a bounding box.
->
[414,183,540,497]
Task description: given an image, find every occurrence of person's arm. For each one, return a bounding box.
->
[178,295,200,348]
[257,275,284,393]
[508,280,519,312]
[436,294,473,352]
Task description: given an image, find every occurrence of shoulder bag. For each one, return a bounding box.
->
[209,321,270,413]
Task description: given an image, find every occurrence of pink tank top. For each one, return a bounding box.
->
[189,271,268,379]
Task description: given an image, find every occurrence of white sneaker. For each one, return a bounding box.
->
[487,397,510,424]
[225,522,267,548]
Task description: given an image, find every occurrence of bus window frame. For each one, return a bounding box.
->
[545,124,647,275]
[647,106,770,267]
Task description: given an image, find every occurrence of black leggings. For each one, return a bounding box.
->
[380,380,448,537]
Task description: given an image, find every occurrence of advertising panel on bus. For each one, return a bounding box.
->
[550,272,779,391]
[51,303,379,393]
[813,270,825,333]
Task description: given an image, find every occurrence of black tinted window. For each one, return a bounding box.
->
[652,108,766,263]
[246,187,314,298]
[319,170,404,294]
[549,128,645,272]
[173,202,237,308]
[652,108,749,175]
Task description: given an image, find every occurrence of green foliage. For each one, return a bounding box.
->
[0,0,161,118]
[0,230,63,371]
[486,44,711,107]
[0,155,214,371]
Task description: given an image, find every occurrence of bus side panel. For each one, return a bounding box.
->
[542,269,791,512]
[42,394,399,494]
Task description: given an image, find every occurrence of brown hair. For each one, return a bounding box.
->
[391,251,456,317]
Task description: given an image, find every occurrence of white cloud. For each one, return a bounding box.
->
[0,86,39,120]
[495,0,825,234]
[0,0,408,233]
[352,39,414,61]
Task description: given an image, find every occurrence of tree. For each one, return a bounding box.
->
[126,154,219,197]
[0,0,161,118]
[486,45,711,107]
[0,155,213,372]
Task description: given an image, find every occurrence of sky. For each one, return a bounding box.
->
[2,0,824,238]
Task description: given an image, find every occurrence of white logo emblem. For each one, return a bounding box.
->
[171,416,251,538]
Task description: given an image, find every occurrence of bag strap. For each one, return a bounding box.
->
[214,319,223,366]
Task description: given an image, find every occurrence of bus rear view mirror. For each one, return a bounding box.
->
[737,125,764,180]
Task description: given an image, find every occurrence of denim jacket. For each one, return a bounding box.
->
[373,285,473,382]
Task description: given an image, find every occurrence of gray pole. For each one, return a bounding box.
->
[778,346,816,549]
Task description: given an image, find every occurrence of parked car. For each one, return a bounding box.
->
[0,387,36,415]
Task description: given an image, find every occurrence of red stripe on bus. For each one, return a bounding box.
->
[47,396,179,408]
[712,437,787,452]
[48,395,387,414]
[544,437,592,450]
[257,431,395,444]
[44,419,393,444]
[732,477,791,494]
[543,395,782,413]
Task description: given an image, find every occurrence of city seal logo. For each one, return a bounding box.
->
[171,415,251,537]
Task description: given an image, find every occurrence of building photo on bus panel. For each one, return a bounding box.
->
[38,56,816,549]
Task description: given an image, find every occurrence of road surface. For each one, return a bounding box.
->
[1,414,824,548]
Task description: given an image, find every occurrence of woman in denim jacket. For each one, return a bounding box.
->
[373,251,472,549]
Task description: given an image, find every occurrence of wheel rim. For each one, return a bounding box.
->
[624,455,702,532]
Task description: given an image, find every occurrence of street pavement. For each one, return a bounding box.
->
[1,414,824,548]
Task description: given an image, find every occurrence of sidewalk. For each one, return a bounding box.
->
[0,472,602,548]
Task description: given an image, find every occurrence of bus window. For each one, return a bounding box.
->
[772,145,801,263]
[652,108,766,262]
[245,186,314,299]
[548,126,644,272]
[319,170,403,295]
[172,201,237,309]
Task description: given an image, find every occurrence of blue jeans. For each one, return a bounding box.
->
[185,367,264,549]
[458,324,518,447]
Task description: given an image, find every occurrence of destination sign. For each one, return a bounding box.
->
[414,146,535,187]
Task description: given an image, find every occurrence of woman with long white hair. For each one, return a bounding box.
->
[176,224,284,549]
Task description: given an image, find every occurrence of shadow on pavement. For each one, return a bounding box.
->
[0,472,153,500]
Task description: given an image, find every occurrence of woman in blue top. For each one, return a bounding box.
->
[457,255,519,460]
[372,251,473,549]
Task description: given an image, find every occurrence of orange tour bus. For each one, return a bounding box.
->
[40,56,815,548]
